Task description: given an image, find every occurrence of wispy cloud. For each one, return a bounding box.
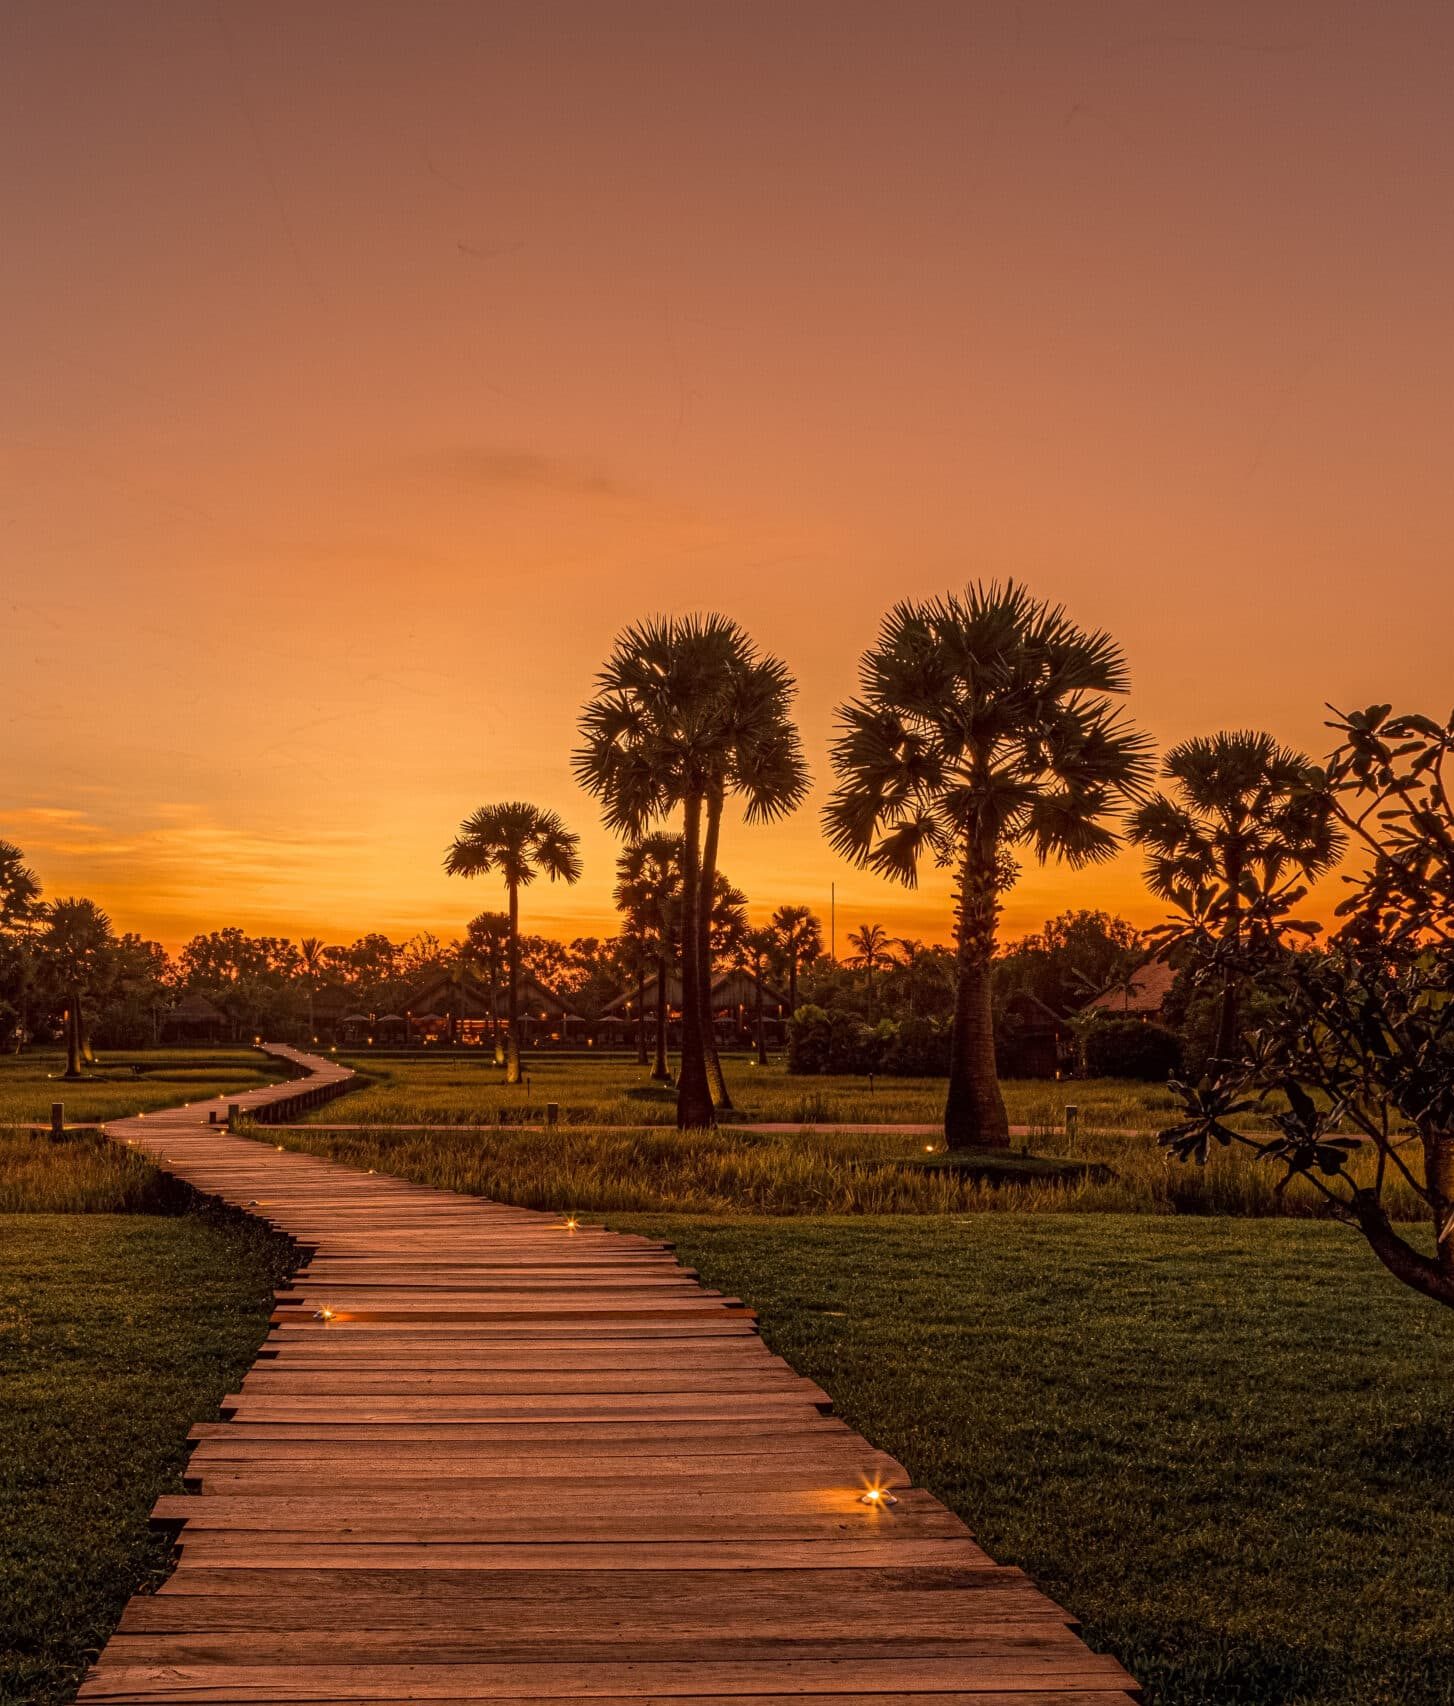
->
[399,445,630,500]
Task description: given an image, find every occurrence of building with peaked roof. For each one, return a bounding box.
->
[1080,954,1178,1021]
[161,989,229,1043]
[600,968,790,1043]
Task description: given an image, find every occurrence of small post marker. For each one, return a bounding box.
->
[1065,1104,1079,1142]
[546,1102,559,1126]
[51,1102,64,1138]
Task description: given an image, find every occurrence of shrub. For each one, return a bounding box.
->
[1079,1018,1182,1081]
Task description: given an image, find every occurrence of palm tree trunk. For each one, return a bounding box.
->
[787,950,798,1015]
[505,881,522,1084]
[754,963,767,1066]
[653,951,670,1080]
[1214,853,1243,1064]
[490,963,504,1065]
[698,793,734,1112]
[866,962,875,1021]
[676,793,715,1129]
[635,952,649,1066]
[64,991,83,1079]
[944,845,1010,1149]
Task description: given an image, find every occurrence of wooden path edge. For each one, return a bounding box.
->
[78,1043,1141,1705]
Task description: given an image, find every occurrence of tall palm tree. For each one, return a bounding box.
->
[825,582,1153,1149]
[768,904,821,1014]
[1129,731,1345,1062]
[741,925,776,1066]
[444,804,582,1083]
[614,835,681,1083]
[42,898,114,1078]
[843,922,898,1020]
[298,936,326,1040]
[466,912,511,1065]
[576,615,808,1130]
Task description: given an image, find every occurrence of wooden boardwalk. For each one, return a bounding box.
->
[84,1045,1139,1705]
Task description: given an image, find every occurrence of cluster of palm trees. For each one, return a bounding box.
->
[444,583,1347,1147]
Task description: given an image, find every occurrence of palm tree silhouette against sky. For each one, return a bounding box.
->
[825,582,1153,1149]
[1130,730,1345,1062]
[843,922,898,1020]
[769,904,821,1015]
[576,614,807,1130]
[465,911,511,1066]
[42,897,114,1078]
[444,803,581,1083]
[614,834,681,1083]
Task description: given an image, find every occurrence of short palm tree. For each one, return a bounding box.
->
[576,615,807,1129]
[42,898,114,1078]
[614,835,681,1082]
[844,922,898,1019]
[466,912,511,1065]
[769,904,821,1014]
[825,582,1153,1148]
[298,936,325,1040]
[741,925,777,1065]
[444,803,582,1082]
[1130,730,1345,1062]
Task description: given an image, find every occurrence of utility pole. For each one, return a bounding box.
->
[830,883,836,961]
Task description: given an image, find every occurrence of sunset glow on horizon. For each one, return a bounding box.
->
[4,3,1452,953]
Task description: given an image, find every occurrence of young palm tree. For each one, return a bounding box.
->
[1129,730,1345,1062]
[298,936,326,1040]
[576,615,808,1130]
[843,922,898,1019]
[466,912,511,1065]
[444,803,582,1083]
[614,835,681,1083]
[742,925,777,1065]
[42,898,114,1078]
[768,904,821,1014]
[825,582,1153,1149]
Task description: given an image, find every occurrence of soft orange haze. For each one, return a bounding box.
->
[3,3,1451,952]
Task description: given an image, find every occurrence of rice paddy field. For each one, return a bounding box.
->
[0,1048,288,1130]
[308,1049,1177,1129]
[264,1051,1427,1222]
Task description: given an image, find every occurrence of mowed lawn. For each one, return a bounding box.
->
[0,1212,294,1706]
[0,1048,287,1129]
[608,1213,1454,1706]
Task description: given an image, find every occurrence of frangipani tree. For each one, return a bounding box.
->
[1161,705,1454,1309]
[825,582,1153,1148]
[444,803,581,1082]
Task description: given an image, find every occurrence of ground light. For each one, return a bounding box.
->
[314,1306,336,1322]
[561,1216,580,1231]
[860,1486,898,1507]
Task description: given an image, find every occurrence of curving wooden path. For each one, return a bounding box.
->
[83,1045,1139,1706]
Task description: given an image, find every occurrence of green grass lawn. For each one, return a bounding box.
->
[0,1048,287,1130]
[604,1212,1454,1706]
[0,1212,294,1706]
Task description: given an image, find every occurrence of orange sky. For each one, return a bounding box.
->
[3,2,1451,953]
